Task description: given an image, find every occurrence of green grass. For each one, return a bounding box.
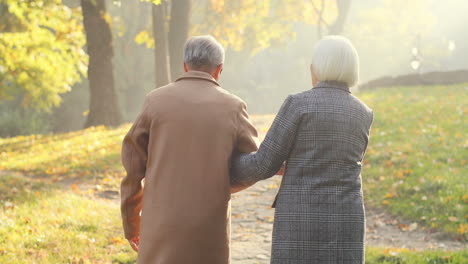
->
[0,173,53,205]
[0,174,136,264]
[0,125,129,189]
[366,248,468,264]
[358,84,467,238]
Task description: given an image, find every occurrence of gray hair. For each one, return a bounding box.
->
[183,35,225,70]
[311,35,359,87]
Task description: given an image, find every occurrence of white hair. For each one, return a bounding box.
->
[183,35,225,70]
[311,35,359,87]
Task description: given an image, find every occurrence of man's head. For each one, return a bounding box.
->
[183,35,225,80]
[310,35,359,87]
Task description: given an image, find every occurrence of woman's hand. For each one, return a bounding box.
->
[128,236,140,252]
[276,162,286,176]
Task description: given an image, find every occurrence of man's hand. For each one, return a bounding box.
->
[230,182,255,194]
[128,236,140,252]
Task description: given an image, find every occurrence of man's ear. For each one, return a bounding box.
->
[213,64,223,80]
[183,63,189,73]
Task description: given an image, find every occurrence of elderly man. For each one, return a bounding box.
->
[120,35,258,264]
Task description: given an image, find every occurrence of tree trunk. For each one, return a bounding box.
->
[328,0,351,34]
[81,0,122,127]
[152,1,171,86]
[118,0,151,120]
[316,0,326,39]
[168,0,191,80]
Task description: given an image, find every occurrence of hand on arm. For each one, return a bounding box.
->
[230,102,259,193]
[276,162,286,176]
[231,95,300,185]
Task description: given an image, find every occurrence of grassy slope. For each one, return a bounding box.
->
[358,85,467,237]
[0,84,467,263]
[0,126,128,186]
[0,173,136,264]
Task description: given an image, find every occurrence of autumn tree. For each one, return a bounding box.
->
[0,0,86,111]
[81,0,122,127]
[193,0,347,53]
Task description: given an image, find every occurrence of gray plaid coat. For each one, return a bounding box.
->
[231,81,374,264]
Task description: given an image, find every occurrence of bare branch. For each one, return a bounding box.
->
[310,0,329,29]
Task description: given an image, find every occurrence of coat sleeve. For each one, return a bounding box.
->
[360,110,374,161]
[230,102,259,193]
[231,95,300,185]
[120,98,151,239]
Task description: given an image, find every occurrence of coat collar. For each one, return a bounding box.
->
[175,71,220,86]
[313,81,350,93]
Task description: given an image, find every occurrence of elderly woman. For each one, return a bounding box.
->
[231,36,374,263]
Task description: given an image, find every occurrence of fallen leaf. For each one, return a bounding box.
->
[4,201,14,209]
[71,183,80,194]
[408,222,418,231]
[109,236,126,245]
[399,224,409,231]
[457,224,467,235]
[462,194,468,203]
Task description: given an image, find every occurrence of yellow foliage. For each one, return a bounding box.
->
[71,183,80,194]
[135,30,154,49]
[210,0,224,12]
[457,224,468,235]
[193,0,338,52]
[109,236,127,245]
[101,11,112,26]
[462,194,468,203]
[383,248,411,256]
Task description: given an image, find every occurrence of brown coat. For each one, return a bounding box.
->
[120,71,258,264]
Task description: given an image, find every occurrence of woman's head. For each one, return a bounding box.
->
[310,35,359,87]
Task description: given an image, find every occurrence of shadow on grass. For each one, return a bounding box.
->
[0,126,127,154]
[0,173,57,207]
